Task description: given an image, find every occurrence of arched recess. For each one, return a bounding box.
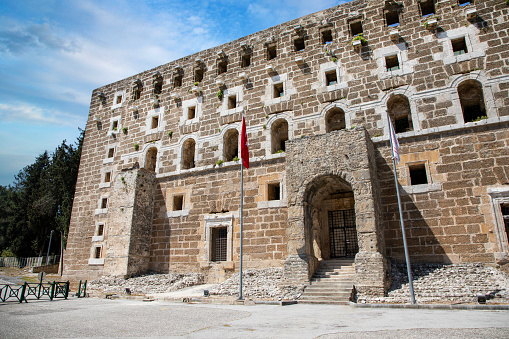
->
[387,94,413,133]
[457,79,486,123]
[181,138,196,169]
[145,147,158,172]
[223,128,239,162]
[271,118,288,153]
[325,107,346,133]
[303,174,358,275]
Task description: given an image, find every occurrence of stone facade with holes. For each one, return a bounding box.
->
[64,0,509,297]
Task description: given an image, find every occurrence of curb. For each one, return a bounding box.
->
[350,302,509,310]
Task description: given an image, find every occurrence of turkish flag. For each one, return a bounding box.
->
[241,117,249,169]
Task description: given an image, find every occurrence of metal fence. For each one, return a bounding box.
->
[0,256,60,268]
[0,281,70,303]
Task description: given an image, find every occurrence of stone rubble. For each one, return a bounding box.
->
[209,268,305,300]
[87,273,204,295]
[358,263,509,304]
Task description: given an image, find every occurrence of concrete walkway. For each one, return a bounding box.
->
[1,297,508,338]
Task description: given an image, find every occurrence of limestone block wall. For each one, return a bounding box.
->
[64,0,509,283]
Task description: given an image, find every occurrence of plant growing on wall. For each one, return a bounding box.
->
[134,143,139,151]
[332,56,338,62]
[122,127,128,134]
[168,130,173,138]
[351,33,367,46]
[216,159,224,165]
[217,90,223,100]
[232,156,239,161]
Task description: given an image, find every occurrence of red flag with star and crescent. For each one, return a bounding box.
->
[241,116,249,169]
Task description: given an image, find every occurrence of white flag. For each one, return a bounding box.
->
[388,116,400,165]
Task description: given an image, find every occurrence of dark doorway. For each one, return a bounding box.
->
[328,209,358,258]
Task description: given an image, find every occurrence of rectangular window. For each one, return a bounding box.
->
[420,0,435,16]
[211,227,227,262]
[350,21,363,36]
[154,82,162,95]
[294,38,305,51]
[151,116,159,129]
[228,95,237,109]
[267,45,277,60]
[173,195,184,211]
[273,83,284,98]
[458,0,471,5]
[321,30,333,44]
[385,55,400,71]
[409,164,428,185]
[241,54,251,67]
[94,246,102,259]
[188,106,196,120]
[115,95,122,104]
[325,70,338,86]
[218,60,227,74]
[134,88,141,100]
[111,120,118,131]
[174,75,182,88]
[268,182,281,201]
[101,197,108,209]
[452,37,468,55]
[104,172,111,183]
[108,148,114,158]
[501,204,509,242]
[97,223,104,236]
[386,10,400,27]
[194,69,204,83]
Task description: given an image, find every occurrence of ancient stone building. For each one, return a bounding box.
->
[64,0,509,297]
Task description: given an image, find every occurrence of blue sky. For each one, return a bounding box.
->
[0,0,343,186]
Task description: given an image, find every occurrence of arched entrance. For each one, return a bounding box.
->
[304,175,359,275]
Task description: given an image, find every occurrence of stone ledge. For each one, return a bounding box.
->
[350,302,509,310]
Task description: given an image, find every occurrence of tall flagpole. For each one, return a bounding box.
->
[387,113,416,304]
[239,160,244,300]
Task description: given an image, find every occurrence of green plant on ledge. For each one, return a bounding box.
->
[275,149,285,154]
[351,33,367,46]
[194,82,199,86]
[216,159,224,166]
[472,115,488,122]
[217,89,223,100]
[232,156,239,161]
[134,143,139,151]
[332,56,338,62]
[168,130,173,138]
[122,127,128,134]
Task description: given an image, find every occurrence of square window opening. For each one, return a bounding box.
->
[151,116,159,129]
[409,164,428,185]
[241,54,251,67]
[107,148,114,158]
[325,70,338,86]
[268,182,281,201]
[386,10,400,27]
[101,198,108,209]
[218,60,228,74]
[452,37,468,55]
[134,88,141,100]
[458,0,471,5]
[350,21,363,36]
[267,45,277,60]
[395,116,411,133]
[294,38,305,51]
[154,82,162,95]
[174,75,182,88]
[211,227,227,262]
[321,30,333,44]
[112,120,118,131]
[173,195,184,211]
[228,95,237,109]
[194,69,204,83]
[104,172,111,183]
[385,55,400,71]
[420,0,435,16]
[94,246,102,259]
[97,224,104,236]
[273,83,284,98]
[188,106,196,120]
[115,95,122,104]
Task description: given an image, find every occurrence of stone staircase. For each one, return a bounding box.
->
[298,258,355,305]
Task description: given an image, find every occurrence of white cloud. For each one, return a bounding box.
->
[0,102,83,127]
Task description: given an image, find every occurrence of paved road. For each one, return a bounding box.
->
[1,298,508,338]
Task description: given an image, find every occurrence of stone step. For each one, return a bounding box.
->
[305,285,354,292]
[301,291,352,297]
[299,295,352,301]
[298,299,350,305]
[310,277,354,283]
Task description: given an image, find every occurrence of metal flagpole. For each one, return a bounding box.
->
[387,113,416,304]
[239,119,244,301]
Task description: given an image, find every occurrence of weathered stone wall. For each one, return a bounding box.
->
[64,0,509,288]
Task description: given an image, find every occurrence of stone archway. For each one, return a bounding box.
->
[283,128,389,297]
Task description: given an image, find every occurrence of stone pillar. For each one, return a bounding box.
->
[103,168,155,277]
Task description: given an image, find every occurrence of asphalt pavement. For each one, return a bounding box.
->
[1,297,508,338]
